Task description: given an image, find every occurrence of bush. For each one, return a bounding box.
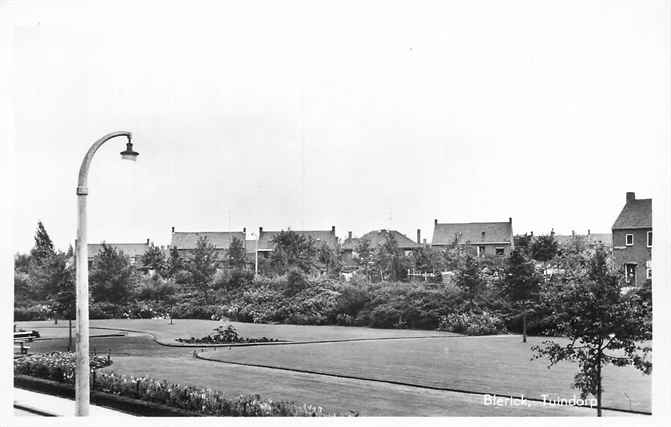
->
[14,304,51,321]
[14,352,112,383]
[437,311,507,335]
[175,324,280,344]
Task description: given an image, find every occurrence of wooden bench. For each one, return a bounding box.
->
[14,341,31,355]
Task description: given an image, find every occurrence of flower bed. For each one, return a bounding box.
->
[175,324,281,344]
[14,352,350,416]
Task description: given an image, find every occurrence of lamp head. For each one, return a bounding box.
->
[120,138,139,161]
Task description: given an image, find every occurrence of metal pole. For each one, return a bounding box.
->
[75,131,133,416]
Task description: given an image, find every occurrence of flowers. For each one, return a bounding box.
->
[14,352,112,383]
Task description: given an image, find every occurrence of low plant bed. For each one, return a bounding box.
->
[175,324,282,345]
[14,351,351,416]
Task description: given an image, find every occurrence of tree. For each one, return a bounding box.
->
[373,230,408,281]
[227,237,247,271]
[270,231,317,274]
[90,244,135,307]
[187,236,219,303]
[513,233,534,256]
[141,244,166,275]
[454,254,485,310]
[166,246,184,278]
[30,221,55,263]
[317,242,342,276]
[530,234,559,263]
[355,240,374,280]
[532,247,652,416]
[500,248,541,342]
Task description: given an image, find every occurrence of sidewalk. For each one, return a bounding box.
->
[14,388,133,417]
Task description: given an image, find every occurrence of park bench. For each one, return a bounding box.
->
[14,340,30,355]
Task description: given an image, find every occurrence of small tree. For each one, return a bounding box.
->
[500,248,541,342]
[30,221,55,263]
[355,240,374,280]
[142,244,166,276]
[532,247,652,416]
[270,231,317,274]
[530,234,559,263]
[90,244,135,308]
[374,230,406,281]
[227,237,247,271]
[454,254,485,310]
[187,236,219,303]
[166,246,184,278]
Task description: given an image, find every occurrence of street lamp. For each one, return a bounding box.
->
[75,131,137,416]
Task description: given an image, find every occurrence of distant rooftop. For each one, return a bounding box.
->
[171,231,246,250]
[88,242,150,258]
[257,229,338,251]
[432,220,513,246]
[612,193,652,230]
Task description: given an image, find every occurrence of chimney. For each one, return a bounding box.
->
[509,217,512,224]
[243,227,246,233]
[331,226,336,234]
[417,229,421,244]
[434,218,438,226]
[348,231,352,240]
[571,230,575,237]
[259,226,263,235]
[551,228,555,236]
[423,238,427,245]
[146,238,150,245]
[588,229,591,236]
[171,226,175,233]
[626,192,636,203]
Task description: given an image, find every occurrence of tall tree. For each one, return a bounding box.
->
[500,248,541,342]
[141,244,166,275]
[187,236,219,303]
[227,237,247,271]
[30,221,55,263]
[166,246,184,278]
[374,230,407,281]
[90,244,135,307]
[454,254,485,310]
[355,239,374,280]
[532,247,652,416]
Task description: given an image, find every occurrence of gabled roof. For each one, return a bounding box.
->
[554,233,613,247]
[257,230,338,251]
[612,199,652,230]
[432,221,513,246]
[358,230,419,250]
[88,243,150,258]
[171,231,246,250]
[341,237,362,251]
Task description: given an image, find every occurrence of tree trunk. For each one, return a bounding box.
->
[597,346,602,417]
[68,319,73,352]
[522,311,527,343]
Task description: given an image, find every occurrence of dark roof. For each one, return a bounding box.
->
[245,239,257,254]
[554,233,613,247]
[88,243,149,258]
[257,230,338,251]
[432,221,513,246]
[612,198,652,230]
[171,231,246,250]
[358,230,419,250]
[341,237,362,251]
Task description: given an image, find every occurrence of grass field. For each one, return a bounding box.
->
[15,319,651,416]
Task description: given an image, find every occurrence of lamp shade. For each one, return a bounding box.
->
[120,142,139,161]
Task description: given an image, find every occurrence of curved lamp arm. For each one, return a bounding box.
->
[76,131,133,195]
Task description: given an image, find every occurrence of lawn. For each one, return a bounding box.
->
[201,335,651,413]
[16,319,651,415]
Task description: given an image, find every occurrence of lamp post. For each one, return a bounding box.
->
[75,131,138,416]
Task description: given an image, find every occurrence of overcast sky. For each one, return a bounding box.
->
[9,0,669,253]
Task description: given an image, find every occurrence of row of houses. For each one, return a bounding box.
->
[87,191,652,286]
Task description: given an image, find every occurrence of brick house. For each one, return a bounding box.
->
[341,229,420,269]
[431,218,514,257]
[612,192,652,287]
[87,239,151,266]
[170,227,247,265]
[255,226,339,258]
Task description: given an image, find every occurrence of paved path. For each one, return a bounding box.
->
[13,388,132,417]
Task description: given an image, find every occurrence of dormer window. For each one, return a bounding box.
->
[647,231,652,248]
[481,231,485,240]
[625,234,634,246]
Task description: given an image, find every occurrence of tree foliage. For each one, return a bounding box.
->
[90,244,135,306]
[270,231,318,274]
[30,221,55,263]
[454,254,486,310]
[141,244,166,275]
[227,237,247,271]
[530,234,559,262]
[499,248,541,341]
[187,236,219,303]
[532,247,652,416]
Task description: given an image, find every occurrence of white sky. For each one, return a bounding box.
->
[8,0,670,253]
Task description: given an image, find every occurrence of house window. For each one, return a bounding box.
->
[495,247,505,256]
[477,246,486,257]
[625,234,634,246]
[646,260,652,279]
[624,263,636,285]
[647,231,652,248]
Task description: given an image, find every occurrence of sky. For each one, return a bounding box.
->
[8,0,670,253]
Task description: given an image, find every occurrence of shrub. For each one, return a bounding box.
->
[14,352,112,383]
[89,302,119,319]
[14,304,51,321]
[437,311,507,335]
[175,324,280,344]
